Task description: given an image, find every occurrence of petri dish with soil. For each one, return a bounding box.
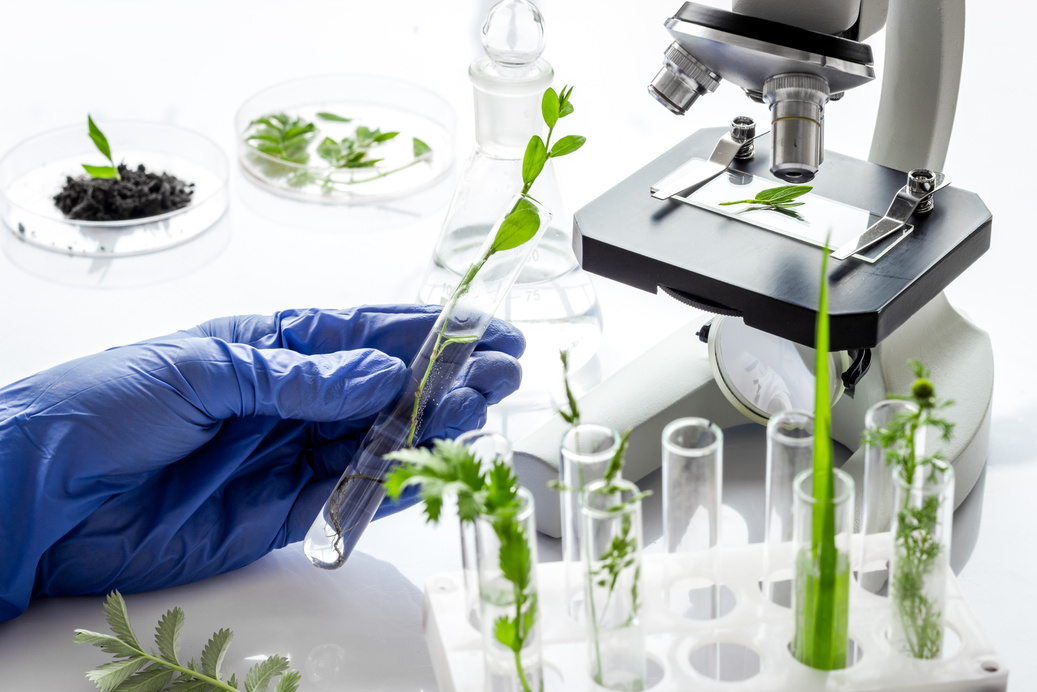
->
[0,120,229,257]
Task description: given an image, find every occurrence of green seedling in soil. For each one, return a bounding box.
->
[75,591,300,692]
[385,442,540,692]
[83,115,121,181]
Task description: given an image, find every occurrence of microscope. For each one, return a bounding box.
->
[513,0,992,537]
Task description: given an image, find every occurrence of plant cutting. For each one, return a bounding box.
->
[720,184,811,220]
[302,85,583,571]
[54,115,194,221]
[552,349,626,621]
[245,111,432,191]
[75,591,300,692]
[580,431,651,691]
[401,85,584,447]
[863,361,955,659]
[791,240,853,671]
[385,441,543,692]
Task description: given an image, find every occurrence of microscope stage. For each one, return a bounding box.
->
[573,127,991,350]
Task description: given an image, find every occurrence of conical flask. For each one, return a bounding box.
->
[418,0,602,406]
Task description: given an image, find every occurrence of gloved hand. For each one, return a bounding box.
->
[0,305,524,621]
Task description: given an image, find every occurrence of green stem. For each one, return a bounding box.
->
[405,253,489,447]
[136,652,239,692]
[321,154,431,188]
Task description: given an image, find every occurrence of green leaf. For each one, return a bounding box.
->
[103,592,143,652]
[85,657,146,691]
[112,665,175,692]
[423,496,444,523]
[498,523,532,591]
[521,136,547,188]
[755,184,812,204]
[316,136,342,164]
[413,137,432,158]
[88,115,115,164]
[456,492,483,524]
[316,111,352,122]
[489,197,541,254]
[373,131,399,143]
[484,460,519,513]
[153,607,184,665]
[199,628,233,680]
[273,671,302,692]
[549,134,585,158]
[541,87,560,129]
[244,655,291,692]
[83,164,120,179]
[493,616,519,652]
[75,630,141,659]
[558,85,575,118]
[284,123,316,140]
[603,429,631,485]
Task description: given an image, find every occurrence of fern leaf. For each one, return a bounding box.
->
[112,665,174,692]
[199,628,233,680]
[74,629,140,659]
[245,655,290,692]
[273,670,302,692]
[85,657,146,691]
[103,592,143,651]
[154,607,184,666]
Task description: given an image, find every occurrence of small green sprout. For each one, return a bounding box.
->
[82,115,121,181]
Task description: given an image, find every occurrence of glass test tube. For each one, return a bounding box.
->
[859,399,920,593]
[303,195,552,569]
[662,418,723,625]
[581,477,647,691]
[890,462,954,659]
[763,410,813,606]
[791,468,855,671]
[559,423,620,618]
[457,429,513,630]
[476,487,543,692]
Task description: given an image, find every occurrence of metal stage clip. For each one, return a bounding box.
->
[650,127,768,200]
[831,168,949,260]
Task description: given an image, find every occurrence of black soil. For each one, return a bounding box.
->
[53,163,194,221]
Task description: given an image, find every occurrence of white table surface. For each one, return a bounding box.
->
[0,1,1033,689]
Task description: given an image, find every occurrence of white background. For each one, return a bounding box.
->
[0,0,1033,689]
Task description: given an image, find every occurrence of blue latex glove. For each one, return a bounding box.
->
[0,305,524,621]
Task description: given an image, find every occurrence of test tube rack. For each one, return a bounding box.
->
[422,536,1008,691]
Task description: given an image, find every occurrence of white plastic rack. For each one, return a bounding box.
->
[423,537,1008,691]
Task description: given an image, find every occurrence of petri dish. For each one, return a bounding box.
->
[235,74,455,204]
[0,121,228,257]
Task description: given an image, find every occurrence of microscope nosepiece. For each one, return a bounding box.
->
[763,73,830,182]
[648,42,720,115]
